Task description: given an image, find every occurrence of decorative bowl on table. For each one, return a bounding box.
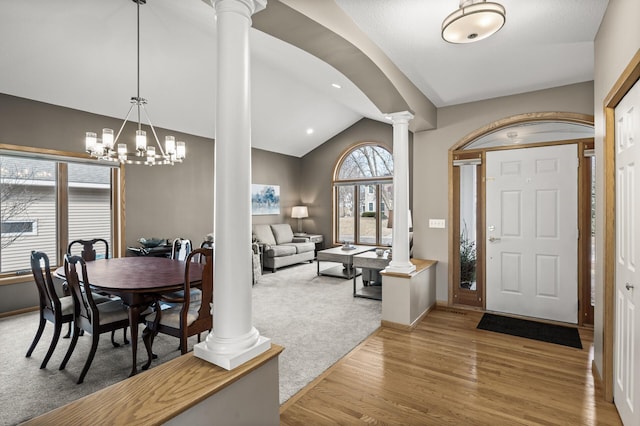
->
[138,238,166,248]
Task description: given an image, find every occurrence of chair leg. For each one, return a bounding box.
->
[123,327,129,345]
[40,321,63,369]
[59,325,81,370]
[77,333,99,384]
[110,330,120,348]
[26,316,46,358]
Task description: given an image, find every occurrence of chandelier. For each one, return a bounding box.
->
[442,0,506,44]
[84,0,185,166]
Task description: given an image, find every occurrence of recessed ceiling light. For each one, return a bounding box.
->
[331,83,342,89]
[306,128,314,135]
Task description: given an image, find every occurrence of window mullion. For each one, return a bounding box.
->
[56,163,68,267]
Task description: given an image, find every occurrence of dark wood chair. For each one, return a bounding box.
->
[142,247,213,369]
[26,251,75,369]
[59,255,131,384]
[67,238,109,261]
[66,238,127,344]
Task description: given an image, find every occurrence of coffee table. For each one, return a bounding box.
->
[316,245,373,279]
[352,251,391,300]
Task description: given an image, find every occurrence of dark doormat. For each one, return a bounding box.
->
[477,313,583,349]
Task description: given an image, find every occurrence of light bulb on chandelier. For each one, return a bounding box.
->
[84,0,186,166]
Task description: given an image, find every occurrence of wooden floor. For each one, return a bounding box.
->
[280,308,621,425]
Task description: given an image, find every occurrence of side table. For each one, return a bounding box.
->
[352,251,391,300]
[294,233,324,256]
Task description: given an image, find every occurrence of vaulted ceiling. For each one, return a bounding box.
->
[0,0,608,157]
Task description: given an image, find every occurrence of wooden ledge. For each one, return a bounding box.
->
[23,344,284,426]
[380,258,437,278]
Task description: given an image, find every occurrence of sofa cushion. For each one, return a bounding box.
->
[271,224,294,245]
[253,224,276,246]
[282,242,315,254]
[267,244,297,257]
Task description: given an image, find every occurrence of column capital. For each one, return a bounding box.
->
[386,111,414,124]
[214,0,267,16]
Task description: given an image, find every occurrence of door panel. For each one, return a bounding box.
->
[486,145,578,323]
[614,78,640,426]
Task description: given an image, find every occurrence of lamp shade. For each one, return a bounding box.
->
[291,206,309,219]
[442,0,506,44]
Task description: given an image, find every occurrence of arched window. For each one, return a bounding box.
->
[333,143,393,246]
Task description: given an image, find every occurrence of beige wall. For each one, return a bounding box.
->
[412,81,594,303]
[592,0,640,378]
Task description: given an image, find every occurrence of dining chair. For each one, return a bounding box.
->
[142,247,213,369]
[67,238,109,261]
[170,238,192,261]
[59,255,131,384]
[26,251,75,369]
[66,238,128,344]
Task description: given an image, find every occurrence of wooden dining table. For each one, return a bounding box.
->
[55,256,203,377]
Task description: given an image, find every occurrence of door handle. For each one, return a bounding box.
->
[489,236,501,243]
[626,283,635,290]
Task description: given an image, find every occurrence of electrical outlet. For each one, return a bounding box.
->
[429,219,446,229]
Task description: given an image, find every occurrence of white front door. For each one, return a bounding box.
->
[486,145,578,323]
[614,78,640,426]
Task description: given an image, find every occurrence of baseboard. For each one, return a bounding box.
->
[381,303,436,331]
[0,305,38,319]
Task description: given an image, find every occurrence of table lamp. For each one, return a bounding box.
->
[291,206,309,234]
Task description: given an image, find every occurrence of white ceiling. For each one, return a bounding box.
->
[0,0,608,157]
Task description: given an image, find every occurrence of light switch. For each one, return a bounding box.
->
[429,219,446,229]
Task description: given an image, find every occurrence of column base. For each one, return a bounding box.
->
[384,261,416,274]
[194,336,271,370]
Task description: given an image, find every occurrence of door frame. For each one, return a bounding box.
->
[448,112,595,326]
[603,49,640,402]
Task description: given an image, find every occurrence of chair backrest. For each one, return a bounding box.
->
[68,238,109,261]
[171,238,192,261]
[182,247,213,328]
[30,251,60,314]
[64,254,99,329]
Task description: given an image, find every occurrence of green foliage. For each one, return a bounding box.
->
[361,211,376,218]
[460,225,477,283]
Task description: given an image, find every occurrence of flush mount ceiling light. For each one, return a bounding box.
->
[442,0,506,44]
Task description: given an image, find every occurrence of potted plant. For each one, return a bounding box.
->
[460,225,477,289]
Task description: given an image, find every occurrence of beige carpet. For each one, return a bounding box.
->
[0,261,381,425]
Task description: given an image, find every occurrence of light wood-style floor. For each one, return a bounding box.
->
[280,308,621,425]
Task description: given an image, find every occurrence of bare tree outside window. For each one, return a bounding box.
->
[0,157,48,249]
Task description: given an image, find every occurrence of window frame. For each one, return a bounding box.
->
[0,143,123,284]
[332,142,393,247]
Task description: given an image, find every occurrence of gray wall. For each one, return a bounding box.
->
[592,0,640,379]
[412,81,594,303]
[251,148,302,230]
[0,94,300,313]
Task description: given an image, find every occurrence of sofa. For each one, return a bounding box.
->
[252,224,316,272]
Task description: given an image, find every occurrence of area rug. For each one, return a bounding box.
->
[477,313,582,349]
[0,261,380,425]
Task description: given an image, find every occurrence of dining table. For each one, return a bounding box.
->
[55,256,203,377]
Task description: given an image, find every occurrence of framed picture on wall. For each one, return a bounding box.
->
[251,184,280,215]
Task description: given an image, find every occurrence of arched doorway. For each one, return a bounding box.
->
[448,112,595,326]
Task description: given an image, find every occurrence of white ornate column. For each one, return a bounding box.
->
[194,0,270,370]
[385,111,416,274]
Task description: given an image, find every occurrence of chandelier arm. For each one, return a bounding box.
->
[113,103,138,146]
[140,103,168,158]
